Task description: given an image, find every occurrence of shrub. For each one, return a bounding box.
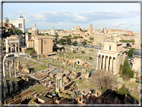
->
[73,50,76,53]
[89,57,93,60]
[81,40,87,46]
[81,51,85,54]
[72,41,77,46]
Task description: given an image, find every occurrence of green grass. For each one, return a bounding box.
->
[130,94,140,102]
[127,82,139,89]
[32,84,46,93]
[19,58,48,72]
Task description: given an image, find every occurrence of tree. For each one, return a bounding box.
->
[89,37,94,41]
[54,38,59,44]
[91,70,117,92]
[122,67,128,75]
[120,58,134,79]
[72,41,77,46]
[117,84,129,95]
[46,33,49,35]
[28,32,31,35]
[73,36,78,39]
[127,48,135,58]
[15,29,23,34]
[66,38,71,45]
[123,58,129,67]
[81,40,87,46]
[8,28,13,36]
[59,38,65,45]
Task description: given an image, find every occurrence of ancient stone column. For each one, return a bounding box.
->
[6,39,9,53]
[99,55,102,70]
[113,58,116,74]
[14,59,18,91]
[15,43,17,52]
[106,56,109,71]
[3,61,8,98]
[103,55,106,70]
[109,57,113,73]
[8,61,13,93]
[18,43,20,52]
[10,43,12,53]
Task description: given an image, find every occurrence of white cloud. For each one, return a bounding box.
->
[112,22,128,27]
[25,19,31,22]
[17,9,139,23]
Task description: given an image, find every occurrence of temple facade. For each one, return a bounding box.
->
[96,37,126,74]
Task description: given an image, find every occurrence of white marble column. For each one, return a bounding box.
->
[3,61,8,97]
[106,56,109,71]
[103,55,106,70]
[6,39,9,53]
[10,43,12,53]
[15,43,17,52]
[109,57,113,73]
[18,44,20,52]
[113,58,116,74]
[14,59,18,91]
[6,45,9,53]
[9,61,13,93]
[99,55,102,69]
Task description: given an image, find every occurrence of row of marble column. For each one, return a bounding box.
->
[96,54,116,73]
[3,59,18,98]
[7,43,20,53]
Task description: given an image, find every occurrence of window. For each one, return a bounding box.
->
[19,24,22,28]
[109,46,111,50]
[44,41,46,44]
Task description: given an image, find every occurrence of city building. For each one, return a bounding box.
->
[104,28,128,35]
[50,26,56,35]
[8,15,25,33]
[26,24,54,55]
[88,24,93,35]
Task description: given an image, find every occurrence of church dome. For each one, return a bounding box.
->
[32,24,38,35]
[32,24,38,31]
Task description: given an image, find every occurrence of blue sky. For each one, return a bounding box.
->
[3,3,140,31]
